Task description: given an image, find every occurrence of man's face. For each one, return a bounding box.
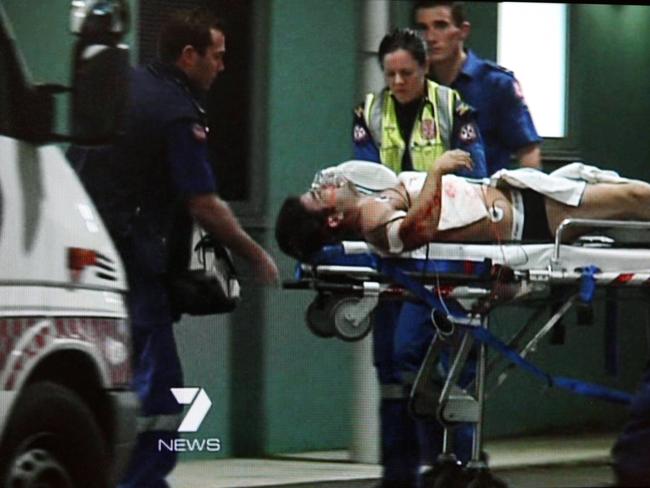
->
[187,28,226,92]
[300,177,357,215]
[383,49,426,105]
[414,6,467,66]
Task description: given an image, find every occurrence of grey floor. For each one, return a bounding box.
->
[168,432,617,488]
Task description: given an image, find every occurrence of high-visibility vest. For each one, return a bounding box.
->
[363,80,457,173]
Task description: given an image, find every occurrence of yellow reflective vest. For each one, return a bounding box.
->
[363,80,459,173]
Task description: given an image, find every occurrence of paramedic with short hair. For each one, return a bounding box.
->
[69,8,277,487]
[414,0,542,173]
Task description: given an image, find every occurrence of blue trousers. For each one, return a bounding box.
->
[118,322,183,488]
[373,301,473,486]
[612,362,650,487]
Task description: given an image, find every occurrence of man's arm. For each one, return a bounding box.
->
[187,194,278,284]
[398,150,473,250]
[497,75,542,168]
[516,143,542,169]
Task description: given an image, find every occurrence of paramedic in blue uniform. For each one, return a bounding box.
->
[412,1,541,478]
[352,28,486,488]
[69,9,278,488]
[414,1,542,173]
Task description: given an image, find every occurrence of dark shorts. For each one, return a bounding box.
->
[521,188,552,241]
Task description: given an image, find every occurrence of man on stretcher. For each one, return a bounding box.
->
[275,150,650,260]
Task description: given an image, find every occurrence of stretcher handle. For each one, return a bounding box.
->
[553,218,650,263]
[282,280,364,293]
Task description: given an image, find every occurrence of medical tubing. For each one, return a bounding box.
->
[378,260,633,405]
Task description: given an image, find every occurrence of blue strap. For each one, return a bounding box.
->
[474,327,631,404]
[554,376,632,404]
[378,261,632,405]
[471,326,552,385]
[580,265,600,303]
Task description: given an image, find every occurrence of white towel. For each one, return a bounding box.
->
[549,162,630,184]
[490,162,631,207]
[490,167,586,207]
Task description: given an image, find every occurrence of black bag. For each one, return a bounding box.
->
[168,233,241,316]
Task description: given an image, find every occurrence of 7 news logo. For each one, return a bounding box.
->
[158,387,221,453]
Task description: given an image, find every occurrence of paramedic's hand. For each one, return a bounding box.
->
[434,150,474,175]
[252,250,280,285]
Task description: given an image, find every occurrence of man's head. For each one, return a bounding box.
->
[378,28,428,104]
[275,180,360,261]
[275,197,334,261]
[158,8,226,92]
[413,1,469,68]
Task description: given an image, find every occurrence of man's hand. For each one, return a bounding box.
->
[434,149,474,175]
[188,194,279,286]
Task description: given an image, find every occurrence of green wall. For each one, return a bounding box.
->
[573,4,650,178]
[263,0,359,453]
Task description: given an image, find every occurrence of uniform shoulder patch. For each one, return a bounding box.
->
[458,122,478,143]
[353,123,369,143]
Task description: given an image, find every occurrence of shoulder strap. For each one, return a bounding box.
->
[430,82,455,149]
[364,90,385,145]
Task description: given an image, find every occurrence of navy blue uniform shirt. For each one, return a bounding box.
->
[70,62,217,325]
[439,50,541,173]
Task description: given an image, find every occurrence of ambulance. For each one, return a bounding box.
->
[0,2,136,486]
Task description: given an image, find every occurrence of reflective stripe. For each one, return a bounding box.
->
[137,413,181,433]
[436,85,455,149]
[364,92,382,145]
[380,383,408,399]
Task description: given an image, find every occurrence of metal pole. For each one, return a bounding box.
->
[349,0,389,465]
[469,319,488,468]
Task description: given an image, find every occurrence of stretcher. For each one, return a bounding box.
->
[283,218,650,487]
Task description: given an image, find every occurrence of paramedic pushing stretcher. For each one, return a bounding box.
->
[350,27,486,486]
[69,9,277,487]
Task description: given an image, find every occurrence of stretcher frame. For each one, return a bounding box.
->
[284,218,650,486]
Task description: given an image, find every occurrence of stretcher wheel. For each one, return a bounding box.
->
[306,297,337,338]
[331,297,372,342]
